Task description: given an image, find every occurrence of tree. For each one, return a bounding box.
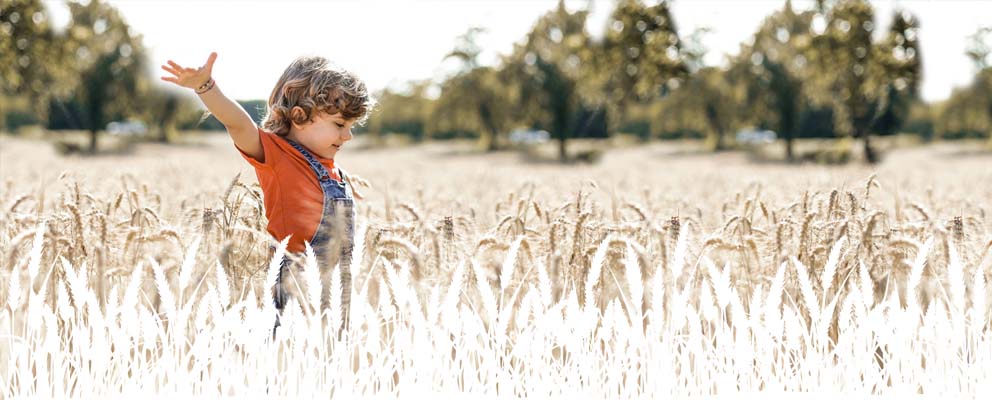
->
[58,0,148,153]
[142,89,191,143]
[502,0,592,161]
[935,28,992,142]
[934,87,989,139]
[727,0,811,161]
[596,0,687,135]
[965,27,992,143]
[0,0,61,127]
[806,1,922,163]
[367,81,434,142]
[433,27,511,151]
[870,10,923,137]
[682,67,736,150]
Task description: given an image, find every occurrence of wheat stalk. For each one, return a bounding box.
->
[397,203,422,222]
[947,243,965,316]
[670,222,689,282]
[329,263,343,331]
[177,235,201,303]
[906,237,934,302]
[821,236,846,296]
[792,257,820,323]
[471,258,498,329]
[441,260,466,330]
[149,256,177,322]
[213,261,230,308]
[858,260,875,310]
[971,265,987,325]
[623,242,644,318]
[499,235,525,299]
[585,234,611,310]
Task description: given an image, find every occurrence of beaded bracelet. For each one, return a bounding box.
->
[195,78,216,94]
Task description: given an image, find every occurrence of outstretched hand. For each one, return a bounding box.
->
[161,52,217,89]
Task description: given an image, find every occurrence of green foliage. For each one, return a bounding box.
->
[1,95,40,132]
[0,0,60,126]
[431,28,513,150]
[595,0,687,125]
[726,0,811,160]
[653,63,735,149]
[48,0,149,152]
[688,67,736,150]
[177,99,266,131]
[796,106,836,138]
[2,0,195,148]
[804,1,922,162]
[924,29,992,141]
[367,82,434,142]
[142,89,188,143]
[501,0,595,161]
[935,78,991,139]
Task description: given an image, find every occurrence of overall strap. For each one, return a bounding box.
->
[336,167,355,199]
[284,138,334,182]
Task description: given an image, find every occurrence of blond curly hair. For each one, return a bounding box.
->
[261,56,374,136]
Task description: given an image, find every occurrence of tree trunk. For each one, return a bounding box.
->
[781,96,797,162]
[554,102,570,162]
[785,136,795,162]
[158,123,171,143]
[479,104,498,152]
[987,104,992,146]
[857,126,878,164]
[0,97,6,132]
[88,128,99,154]
[705,103,725,151]
[159,96,179,143]
[478,127,498,152]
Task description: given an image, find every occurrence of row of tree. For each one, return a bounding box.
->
[2,0,991,161]
[374,0,935,163]
[371,0,992,162]
[1,0,197,152]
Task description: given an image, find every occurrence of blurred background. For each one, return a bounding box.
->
[1,0,990,164]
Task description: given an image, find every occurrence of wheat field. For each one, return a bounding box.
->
[1,134,991,398]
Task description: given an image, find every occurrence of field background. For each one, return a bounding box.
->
[5,0,992,396]
[2,133,991,397]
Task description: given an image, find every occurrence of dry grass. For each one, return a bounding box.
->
[1,134,991,397]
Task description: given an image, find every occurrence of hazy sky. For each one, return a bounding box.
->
[41,0,991,103]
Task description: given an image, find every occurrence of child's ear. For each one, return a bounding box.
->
[289,106,308,129]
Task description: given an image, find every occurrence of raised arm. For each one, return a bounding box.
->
[160,52,263,161]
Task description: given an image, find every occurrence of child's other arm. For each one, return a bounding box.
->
[161,52,263,161]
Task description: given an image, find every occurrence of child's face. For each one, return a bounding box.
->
[289,111,355,159]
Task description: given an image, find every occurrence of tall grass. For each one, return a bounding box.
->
[2,224,990,397]
[2,137,991,397]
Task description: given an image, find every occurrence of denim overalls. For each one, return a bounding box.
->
[272,139,355,337]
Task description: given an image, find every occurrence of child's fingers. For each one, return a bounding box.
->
[160,64,180,76]
[205,52,217,72]
[160,76,179,84]
[166,60,185,70]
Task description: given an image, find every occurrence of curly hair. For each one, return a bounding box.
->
[261,56,375,136]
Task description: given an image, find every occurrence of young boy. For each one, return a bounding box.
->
[161,53,375,335]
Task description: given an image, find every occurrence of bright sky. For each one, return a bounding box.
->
[41,0,991,103]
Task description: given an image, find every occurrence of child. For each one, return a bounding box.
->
[160,53,374,336]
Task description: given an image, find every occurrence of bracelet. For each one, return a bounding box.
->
[195,78,215,94]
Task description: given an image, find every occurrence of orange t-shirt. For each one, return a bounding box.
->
[236,128,343,253]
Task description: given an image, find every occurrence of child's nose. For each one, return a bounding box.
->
[342,129,353,142]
